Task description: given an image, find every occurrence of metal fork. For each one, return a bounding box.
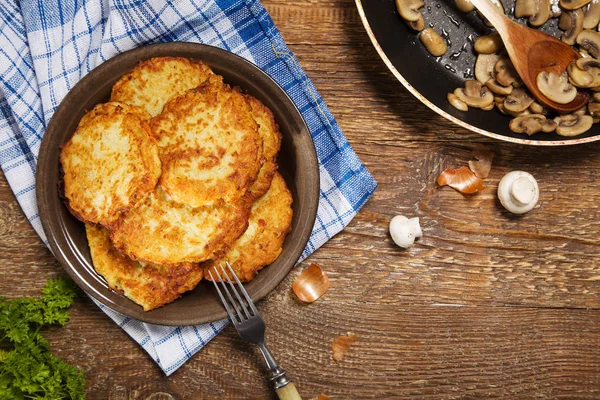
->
[209,262,302,400]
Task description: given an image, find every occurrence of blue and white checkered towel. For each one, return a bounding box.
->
[0,0,377,375]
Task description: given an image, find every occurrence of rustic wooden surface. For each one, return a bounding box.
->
[2,0,600,398]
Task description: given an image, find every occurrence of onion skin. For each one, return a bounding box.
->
[292,263,330,303]
[437,166,484,194]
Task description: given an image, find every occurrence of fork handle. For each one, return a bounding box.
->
[275,382,302,400]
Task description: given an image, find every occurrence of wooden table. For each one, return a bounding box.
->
[2,0,600,398]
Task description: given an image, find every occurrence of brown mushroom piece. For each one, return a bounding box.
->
[504,88,535,114]
[516,0,552,26]
[536,71,577,104]
[529,101,550,114]
[455,0,475,12]
[509,114,557,135]
[406,14,425,31]
[576,30,600,58]
[583,0,600,29]
[419,28,448,56]
[447,93,469,111]
[554,114,594,136]
[453,80,495,109]
[593,92,600,102]
[485,79,513,95]
[494,58,521,87]
[475,53,501,83]
[395,0,425,22]
[474,33,504,54]
[560,9,585,45]
[560,0,592,10]
[589,101,600,117]
[567,58,600,87]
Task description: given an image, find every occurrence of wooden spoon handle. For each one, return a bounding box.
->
[468,0,510,34]
[275,382,302,400]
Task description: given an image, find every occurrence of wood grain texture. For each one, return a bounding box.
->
[1,0,600,398]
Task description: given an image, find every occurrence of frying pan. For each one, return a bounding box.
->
[356,0,600,145]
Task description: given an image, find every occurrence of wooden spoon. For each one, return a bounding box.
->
[469,0,589,112]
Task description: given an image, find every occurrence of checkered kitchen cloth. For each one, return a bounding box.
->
[0,0,377,375]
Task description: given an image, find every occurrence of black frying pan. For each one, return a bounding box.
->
[356,0,600,145]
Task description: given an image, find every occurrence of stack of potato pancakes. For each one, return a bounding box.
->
[60,57,293,311]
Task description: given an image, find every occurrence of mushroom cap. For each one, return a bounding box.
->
[474,33,503,54]
[485,79,514,95]
[454,80,495,108]
[389,215,418,248]
[494,58,521,87]
[530,0,552,26]
[497,171,540,215]
[455,0,475,12]
[554,114,594,136]
[536,71,577,104]
[515,0,538,18]
[447,93,469,111]
[583,0,600,29]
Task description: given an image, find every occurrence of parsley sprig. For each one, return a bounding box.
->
[0,277,85,399]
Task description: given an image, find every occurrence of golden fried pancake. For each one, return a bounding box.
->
[60,102,160,226]
[110,57,220,117]
[245,95,282,199]
[109,186,253,266]
[85,224,203,311]
[151,80,262,207]
[203,173,293,282]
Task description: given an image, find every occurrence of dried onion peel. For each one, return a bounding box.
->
[437,166,484,194]
[331,333,358,362]
[292,263,330,303]
[468,148,495,179]
[318,394,332,400]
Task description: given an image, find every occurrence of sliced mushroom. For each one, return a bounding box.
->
[509,114,557,134]
[475,53,501,83]
[536,71,577,104]
[455,0,475,12]
[529,101,550,114]
[447,93,469,111]
[406,14,425,31]
[554,114,594,136]
[474,33,504,54]
[588,101,600,117]
[574,104,588,114]
[584,0,600,29]
[560,9,585,45]
[395,0,425,22]
[576,30,600,58]
[419,28,448,56]
[516,0,552,26]
[560,0,592,10]
[567,59,600,87]
[454,80,495,109]
[495,58,521,87]
[504,88,535,114]
[593,92,600,101]
[485,79,514,95]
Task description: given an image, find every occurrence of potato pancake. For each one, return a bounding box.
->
[151,79,262,207]
[245,95,282,199]
[110,56,220,117]
[86,224,203,311]
[109,186,253,266]
[203,173,293,282]
[60,102,160,226]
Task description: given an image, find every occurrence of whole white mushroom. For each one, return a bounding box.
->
[497,171,539,214]
[389,215,422,248]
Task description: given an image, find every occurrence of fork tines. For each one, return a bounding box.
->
[209,262,258,324]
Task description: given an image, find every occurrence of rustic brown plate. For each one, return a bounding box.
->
[36,42,320,326]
